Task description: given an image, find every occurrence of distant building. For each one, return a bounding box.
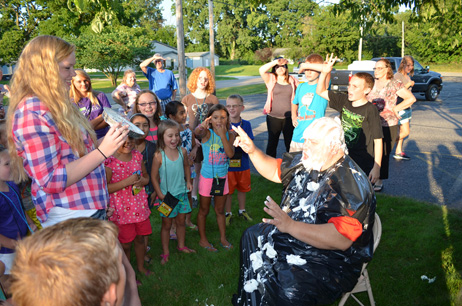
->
[185,52,220,69]
[1,64,15,80]
[151,41,179,70]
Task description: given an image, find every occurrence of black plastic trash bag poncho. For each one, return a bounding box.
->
[234,153,376,306]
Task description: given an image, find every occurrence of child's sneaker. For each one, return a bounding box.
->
[191,197,198,208]
[239,211,253,221]
[225,213,233,226]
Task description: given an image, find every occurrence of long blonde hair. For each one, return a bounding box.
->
[70,69,100,106]
[6,35,96,183]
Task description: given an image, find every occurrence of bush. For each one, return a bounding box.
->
[255,48,273,63]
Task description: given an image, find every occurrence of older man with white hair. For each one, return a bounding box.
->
[140,53,178,115]
[232,117,376,306]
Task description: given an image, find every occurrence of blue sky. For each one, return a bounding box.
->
[161,0,175,26]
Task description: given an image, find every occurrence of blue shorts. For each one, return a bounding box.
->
[160,193,191,218]
[399,108,412,124]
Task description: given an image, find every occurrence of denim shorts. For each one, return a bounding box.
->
[399,108,412,124]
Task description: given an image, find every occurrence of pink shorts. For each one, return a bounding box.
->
[115,218,152,244]
[199,174,229,197]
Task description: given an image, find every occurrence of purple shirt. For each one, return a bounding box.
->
[77,92,112,139]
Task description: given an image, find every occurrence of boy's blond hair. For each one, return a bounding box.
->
[10,218,121,306]
[227,94,244,105]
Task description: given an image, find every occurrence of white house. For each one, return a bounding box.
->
[185,52,220,69]
[151,41,178,70]
[1,64,15,80]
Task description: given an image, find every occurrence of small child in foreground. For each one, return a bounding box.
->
[152,120,195,265]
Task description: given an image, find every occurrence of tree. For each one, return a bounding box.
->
[152,25,177,48]
[300,6,360,63]
[0,0,50,64]
[73,27,152,86]
[214,0,263,60]
[264,0,317,47]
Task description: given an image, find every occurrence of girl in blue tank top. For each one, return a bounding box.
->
[152,120,195,265]
[194,104,236,252]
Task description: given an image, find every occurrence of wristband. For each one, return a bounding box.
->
[97,148,108,159]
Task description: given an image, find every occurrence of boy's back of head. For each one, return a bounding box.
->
[10,218,123,306]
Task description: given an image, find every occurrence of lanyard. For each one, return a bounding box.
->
[0,182,34,234]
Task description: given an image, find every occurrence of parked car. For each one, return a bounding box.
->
[292,58,306,74]
[330,57,443,101]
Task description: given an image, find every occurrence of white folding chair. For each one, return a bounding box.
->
[338,213,382,306]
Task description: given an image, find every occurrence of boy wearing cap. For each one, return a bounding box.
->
[140,53,178,114]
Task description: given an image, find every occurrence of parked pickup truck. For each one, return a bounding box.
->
[330,57,443,101]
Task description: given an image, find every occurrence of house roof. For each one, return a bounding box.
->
[185,51,219,58]
[152,40,177,51]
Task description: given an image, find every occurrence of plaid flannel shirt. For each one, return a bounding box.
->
[12,96,108,222]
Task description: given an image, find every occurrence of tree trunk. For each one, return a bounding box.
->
[110,74,117,87]
[176,0,187,98]
[230,40,236,60]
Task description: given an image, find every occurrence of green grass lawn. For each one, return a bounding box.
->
[216,84,267,99]
[135,174,462,306]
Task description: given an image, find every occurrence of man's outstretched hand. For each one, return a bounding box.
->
[232,125,256,155]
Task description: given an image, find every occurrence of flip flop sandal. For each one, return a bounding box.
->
[177,246,196,253]
[142,269,153,277]
[220,243,233,250]
[201,244,218,252]
[188,224,198,231]
[374,184,383,192]
[160,254,169,265]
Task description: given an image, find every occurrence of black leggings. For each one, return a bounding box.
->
[380,125,399,180]
[266,115,293,158]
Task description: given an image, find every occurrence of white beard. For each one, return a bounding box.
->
[301,155,325,172]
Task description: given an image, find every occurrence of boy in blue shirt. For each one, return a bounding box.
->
[225,95,254,225]
[290,53,330,152]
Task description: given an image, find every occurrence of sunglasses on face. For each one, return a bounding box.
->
[275,65,286,69]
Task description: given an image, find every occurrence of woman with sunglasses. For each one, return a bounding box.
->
[70,69,112,139]
[259,57,299,157]
[367,59,416,192]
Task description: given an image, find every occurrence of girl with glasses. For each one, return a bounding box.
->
[133,90,162,142]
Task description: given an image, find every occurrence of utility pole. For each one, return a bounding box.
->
[208,0,215,79]
[176,0,187,98]
[358,25,363,61]
[401,21,405,57]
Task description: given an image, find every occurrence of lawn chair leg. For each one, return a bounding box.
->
[338,292,351,306]
[363,269,376,306]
